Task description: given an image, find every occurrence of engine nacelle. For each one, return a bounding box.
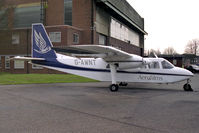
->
[117,58,151,69]
[118,62,143,69]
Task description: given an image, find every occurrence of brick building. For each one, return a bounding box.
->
[160,54,199,68]
[0,0,147,73]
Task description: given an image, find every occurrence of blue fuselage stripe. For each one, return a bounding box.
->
[32,60,191,77]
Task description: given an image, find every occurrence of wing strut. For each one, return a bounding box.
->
[109,64,119,92]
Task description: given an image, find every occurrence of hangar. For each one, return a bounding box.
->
[0,0,147,73]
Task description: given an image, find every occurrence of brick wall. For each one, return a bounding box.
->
[0,55,66,74]
[46,0,64,26]
[73,0,93,44]
[0,25,83,74]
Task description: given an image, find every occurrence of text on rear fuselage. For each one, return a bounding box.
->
[74,59,96,66]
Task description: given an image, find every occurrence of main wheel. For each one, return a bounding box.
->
[119,82,128,86]
[109,84,119,92]
[183,84,193,91]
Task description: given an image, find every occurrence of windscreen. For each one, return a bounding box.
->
[161,60,174,69]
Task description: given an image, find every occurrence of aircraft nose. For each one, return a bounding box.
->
[175,67,193,77]
[182,68,194,77]
[187,70,194,76]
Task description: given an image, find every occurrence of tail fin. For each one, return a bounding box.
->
[32,23,57,58]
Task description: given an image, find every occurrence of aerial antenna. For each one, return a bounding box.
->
[153,52,158,58]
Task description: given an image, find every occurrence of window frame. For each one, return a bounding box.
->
[14,5,41,28]
[14,60,24,69]
[5,56,10,69]
[73,33,79,44]
[12,33,20,45]
[49,32,61,43]
[110,18,139,46]
[99,34,106,45]
[64,0,72,25]
[161,60,174,69]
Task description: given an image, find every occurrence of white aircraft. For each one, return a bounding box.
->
[13,23,194,92]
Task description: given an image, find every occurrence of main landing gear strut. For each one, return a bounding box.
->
[109,64,128,92]
[183,79,193,91]
[109,64,119,92]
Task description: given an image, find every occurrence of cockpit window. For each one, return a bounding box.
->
[149,61,160,69]
[161,60,174,69]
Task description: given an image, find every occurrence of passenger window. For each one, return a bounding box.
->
[161,60,174,69]
[149,62,160,69]
[140,65,147,69]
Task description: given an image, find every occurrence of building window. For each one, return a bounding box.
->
[49,32,61,42]
[64,0,72,25]
[0,10,7,29]
[14,60,24,69]
[14,3,40,28]
[128,29,139,46]
[99,34,106,45]
[32,64,43,69]
[5,56,10,69]
[73,33,79,44]
[12,33,20,44]
[110,18,139,47]
[173,59,177,65]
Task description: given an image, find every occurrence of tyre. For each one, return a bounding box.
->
[119,82,128,86]
[109,84,119,92]
[183,84,193,91]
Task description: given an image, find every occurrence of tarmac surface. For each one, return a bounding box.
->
[0,74,199,133]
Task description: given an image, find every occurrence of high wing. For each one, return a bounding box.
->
[52,45,136,61]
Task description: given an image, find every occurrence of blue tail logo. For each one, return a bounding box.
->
[34,30,51,54]
[32,23,57,58]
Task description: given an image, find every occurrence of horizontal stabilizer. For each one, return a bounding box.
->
[11,56,45,61]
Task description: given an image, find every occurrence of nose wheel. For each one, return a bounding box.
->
[183,84,193,91]
[183,79,193,91]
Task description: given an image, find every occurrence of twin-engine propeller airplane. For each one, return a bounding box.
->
[13,23,194,92]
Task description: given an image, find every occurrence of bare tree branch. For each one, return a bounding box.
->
[145,49,161,57]
[184,39,199,55]
[163,47,177,55]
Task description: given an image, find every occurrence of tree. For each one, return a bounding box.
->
[163,47,177,55]
[184,39,199,55]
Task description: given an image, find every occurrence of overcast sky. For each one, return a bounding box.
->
[127,0,199,54]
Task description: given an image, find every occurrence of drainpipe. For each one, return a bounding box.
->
[26,29,29,74]
[91,0,94,44]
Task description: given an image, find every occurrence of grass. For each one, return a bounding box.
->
[0,72,98,85]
